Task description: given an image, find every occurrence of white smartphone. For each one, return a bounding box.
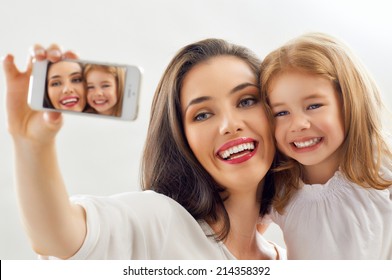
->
[28,59,142,120]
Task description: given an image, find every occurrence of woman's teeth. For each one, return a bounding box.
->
[219,142,255,159]
[61,98,78,105]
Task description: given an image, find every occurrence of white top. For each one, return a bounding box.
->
[42,190,286,259]
[271,167,392,259]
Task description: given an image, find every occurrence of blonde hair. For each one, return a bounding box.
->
[84,64,125,117]
[260,32,392,214]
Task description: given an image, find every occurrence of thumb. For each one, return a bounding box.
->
[2,54,20,79]
[43,111,63,127]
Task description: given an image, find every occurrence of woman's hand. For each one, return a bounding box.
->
[3,44,78,144]
[3,44,87,259]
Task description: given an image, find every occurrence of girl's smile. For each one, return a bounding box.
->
[268,70,345,182]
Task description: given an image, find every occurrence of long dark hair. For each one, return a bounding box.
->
[141,38,275,240]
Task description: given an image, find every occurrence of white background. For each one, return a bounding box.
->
[0,0,391,259]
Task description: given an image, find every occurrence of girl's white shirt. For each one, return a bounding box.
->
[271,165,392,259]
[40,190,286,260]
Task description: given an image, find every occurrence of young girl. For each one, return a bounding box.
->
[84,64,125,117]
[260,32,392,259]
[3,40,285,259]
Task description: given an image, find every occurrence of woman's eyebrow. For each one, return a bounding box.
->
[185,96,211,113]
[49,71,81,80]
[229,82,258,94]
[185,82,258,113]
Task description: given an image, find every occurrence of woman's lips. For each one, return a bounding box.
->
[60,96,79,107]
[216,137,258,164]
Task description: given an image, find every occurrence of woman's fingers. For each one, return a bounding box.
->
[31,44,46,61]
[46,43,63,63]
[30,43,78,63]
[63,50,79,60]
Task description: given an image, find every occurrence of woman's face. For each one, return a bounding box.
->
[86,70,118,115]
[181,56,275,193]
[47,61,86,112]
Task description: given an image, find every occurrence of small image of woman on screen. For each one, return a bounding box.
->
[84,64,125,117]
[44,61,87,112]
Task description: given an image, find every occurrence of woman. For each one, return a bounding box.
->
[44,60,87,112]
[3,39,284,259]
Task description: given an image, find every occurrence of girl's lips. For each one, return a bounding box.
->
[290,137,324,153]
[216,137,258,164]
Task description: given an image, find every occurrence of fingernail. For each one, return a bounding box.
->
[36,48,46,56]
[30,47,45,57]
[48,49,61,58]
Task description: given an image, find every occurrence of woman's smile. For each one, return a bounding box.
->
[217,137,258,164]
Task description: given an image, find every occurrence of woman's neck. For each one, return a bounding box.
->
[210,191,276,260]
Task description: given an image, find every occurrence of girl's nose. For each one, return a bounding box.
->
[290,113,311,132]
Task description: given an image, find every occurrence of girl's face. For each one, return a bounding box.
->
[268,71,345,180]
[86,70,118,115]
[181,56,275,193]
[47,61,86,111]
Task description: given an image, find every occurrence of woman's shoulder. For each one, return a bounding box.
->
[71,190,195,225]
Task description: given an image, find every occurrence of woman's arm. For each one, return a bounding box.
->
[3,45,86,259]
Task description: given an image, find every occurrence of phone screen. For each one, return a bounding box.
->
[44,61,128,117]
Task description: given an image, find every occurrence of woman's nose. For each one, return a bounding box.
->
[62,82,73,94]
[219,111,244,135]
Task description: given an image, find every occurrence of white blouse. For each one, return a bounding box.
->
[41,190,286,259]
[271,167,392,259]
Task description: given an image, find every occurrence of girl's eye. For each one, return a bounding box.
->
[194,112,212,122]
[274,111,289,117]
[238,97,257,108]
[308,104,322,110]
[87,86,94,91]
[102,84,111,89]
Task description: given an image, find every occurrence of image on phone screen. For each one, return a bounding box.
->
[44,61,126,117]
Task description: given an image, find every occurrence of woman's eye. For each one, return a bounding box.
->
[194,112,212,122]
[238,97,257,108]
[50,81,61,87]
[72,77,83,83]
[308,104,322,110]
[274,111,289,117]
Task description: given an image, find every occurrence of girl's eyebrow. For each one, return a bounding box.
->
[185,82,258,113]
[270,93,325,107]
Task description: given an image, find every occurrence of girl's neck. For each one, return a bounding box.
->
[302,150,342,184]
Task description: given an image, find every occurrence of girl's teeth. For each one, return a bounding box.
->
[294,138,321,148]
[94,100,107,105]
[219,142,255,159]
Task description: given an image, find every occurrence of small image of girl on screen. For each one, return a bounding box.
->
[84,64,125,117]
[44,61,87,112]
